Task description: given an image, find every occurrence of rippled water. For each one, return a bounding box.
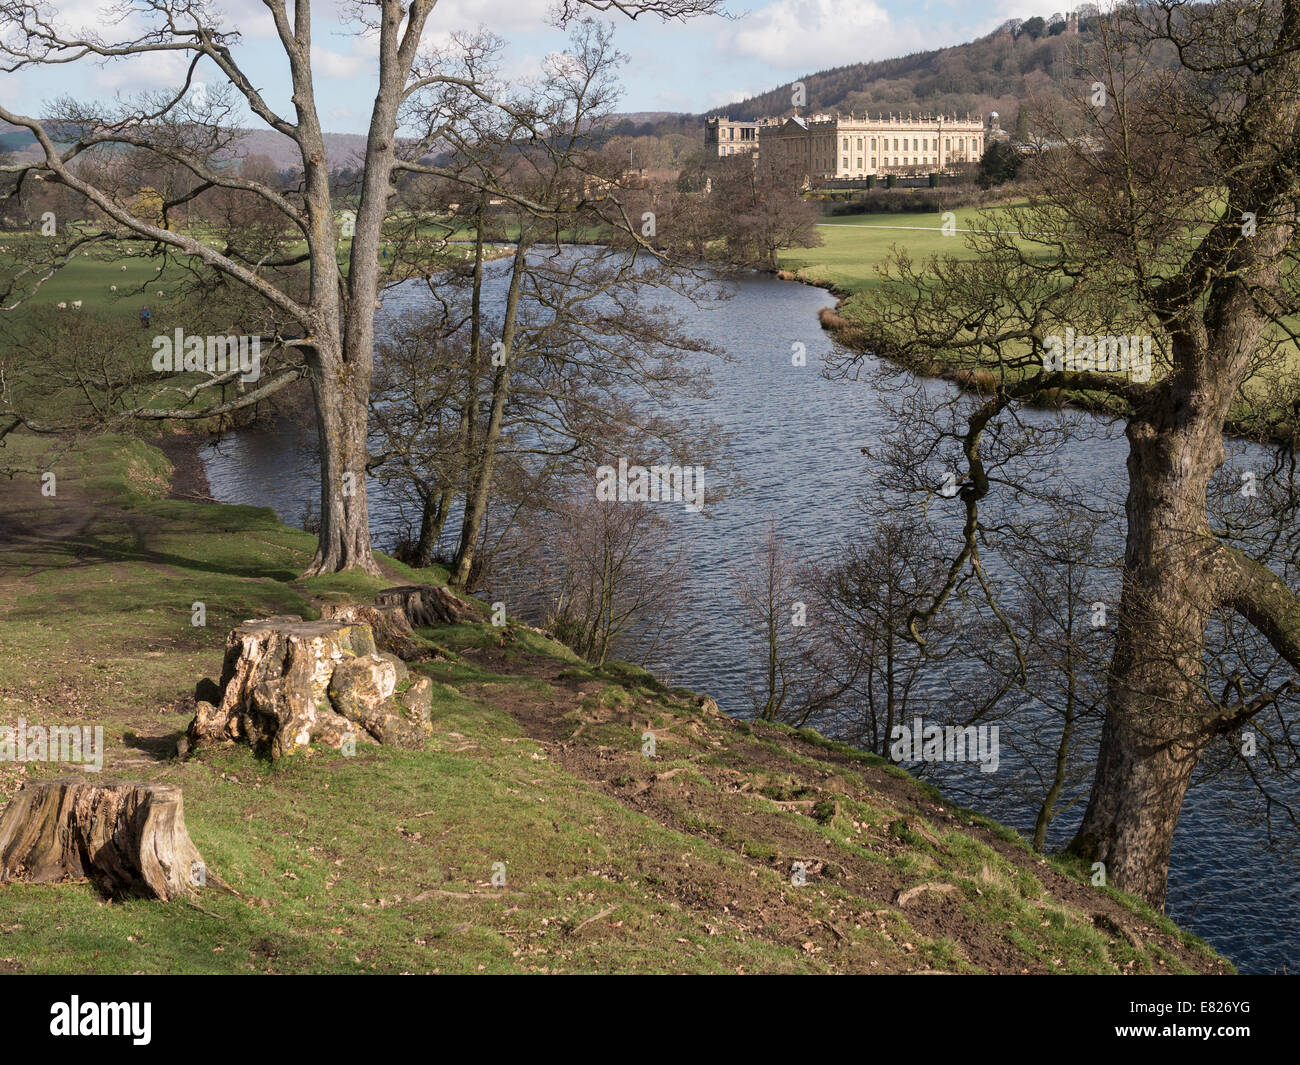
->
[200,268,1297,973]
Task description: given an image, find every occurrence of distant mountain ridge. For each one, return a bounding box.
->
[0,122,371,172]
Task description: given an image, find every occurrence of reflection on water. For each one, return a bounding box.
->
[200,271,1296,974]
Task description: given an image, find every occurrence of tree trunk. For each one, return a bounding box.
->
[299,0,430,578]
[0,781,210,900]
[451,371,507,590]
[304,355,381,577]
[452,237,530,588]
[413,487,450,568]
[1034,671,1077,854]
[319,599,434,662]
[1070,375,1233,907]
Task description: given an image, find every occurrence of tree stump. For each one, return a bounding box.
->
[0,781,209,900]
[375,584,481,627]
[183,616,434,759]
[319,600,432,661]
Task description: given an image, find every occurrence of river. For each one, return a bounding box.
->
[199,267,1298,974]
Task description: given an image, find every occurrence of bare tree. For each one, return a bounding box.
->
[708,152,823,271]
[731,520,813,723]
[513,487,688,666]
[971,502,1113,853]
[803,520,978,756]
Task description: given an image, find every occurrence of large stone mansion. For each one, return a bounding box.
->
[705,112,993,178]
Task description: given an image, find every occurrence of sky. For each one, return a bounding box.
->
[4,0,1056,134]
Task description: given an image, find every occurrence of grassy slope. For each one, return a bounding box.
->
[0,433,1228,973]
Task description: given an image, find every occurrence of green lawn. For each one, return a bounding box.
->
[780,206,1021,294]
[0,235,180,314]
[0,222,518,323]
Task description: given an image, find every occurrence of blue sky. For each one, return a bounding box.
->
[5,0,1049,133]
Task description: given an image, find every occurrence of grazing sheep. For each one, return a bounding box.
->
[110,285,117,292]
[71,300,82,309]
[157,290,163,297]
[57,302,67,309]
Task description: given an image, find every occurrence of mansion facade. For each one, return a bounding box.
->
[706,112,993,177]
[705,116,780,157]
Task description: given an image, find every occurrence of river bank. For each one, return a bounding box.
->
[780,271,1294,447]
[775,211,1294,447]
[152,431,214,502]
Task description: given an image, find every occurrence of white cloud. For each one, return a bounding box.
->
[432,0,554,34]
[90,50,193,93]
[311,43,369,80]
[46,0,275,42]
[708,87,760,109]
[499,51,549,85]
[46,0,135,36]
[729,0,956,71]
[208,0,280,40]
[652,88,690,109]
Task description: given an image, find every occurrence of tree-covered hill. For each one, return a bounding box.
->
[704,11,1133,126]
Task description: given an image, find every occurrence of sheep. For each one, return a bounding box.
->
[157,290,163,297]
[57,302,67,309]
[72,300,82,309]
[110,285,117,292]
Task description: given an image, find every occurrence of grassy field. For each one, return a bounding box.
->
[1,207,993,321]
[0,223,513,322]
[779,206,1018,294]
[0,432,1229,973]
[0,239,181,314]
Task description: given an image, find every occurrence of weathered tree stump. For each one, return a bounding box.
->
[319,600,432,661]
[183,616,434,759]
[375,584,481,627]
[0,780,209,900]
